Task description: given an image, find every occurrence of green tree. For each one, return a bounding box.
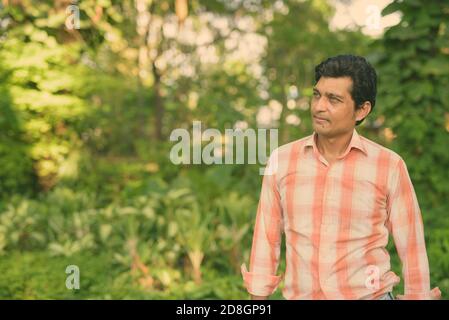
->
[375,0,449,207]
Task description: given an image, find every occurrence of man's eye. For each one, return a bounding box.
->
[329,97,339,103]
[313,92,320,98]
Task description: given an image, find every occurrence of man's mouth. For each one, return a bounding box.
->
[313,115,329,122]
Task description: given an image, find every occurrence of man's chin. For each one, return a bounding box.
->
[312,124,331,134]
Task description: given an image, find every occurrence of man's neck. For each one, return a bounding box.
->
[315,130,354,159]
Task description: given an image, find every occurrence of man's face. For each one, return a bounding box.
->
[311,76,362,137]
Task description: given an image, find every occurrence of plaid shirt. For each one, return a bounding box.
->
[241,129,440,300]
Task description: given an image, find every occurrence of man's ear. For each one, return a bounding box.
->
[356,102,372,123]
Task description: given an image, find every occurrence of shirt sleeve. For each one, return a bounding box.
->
[386,157,441,300]
[241,151,284,297]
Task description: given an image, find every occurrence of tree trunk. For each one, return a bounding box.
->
[152,61,164,141]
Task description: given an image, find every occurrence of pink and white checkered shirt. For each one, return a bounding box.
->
[241,129,440,300]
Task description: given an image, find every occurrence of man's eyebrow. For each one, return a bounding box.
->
[313,88,344,100]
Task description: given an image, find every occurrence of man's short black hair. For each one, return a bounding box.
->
[314,54,377,126]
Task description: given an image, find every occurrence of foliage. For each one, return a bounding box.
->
[0,63,36,195]
[0,3,90,192]
[0,0,447,300]
[374,0,449,207]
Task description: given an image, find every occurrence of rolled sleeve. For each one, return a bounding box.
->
[241,263,283,297]
[396,287,441,300]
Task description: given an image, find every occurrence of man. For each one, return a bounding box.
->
[241,55,441,300]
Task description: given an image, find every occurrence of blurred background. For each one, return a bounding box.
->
[0,0,448,299]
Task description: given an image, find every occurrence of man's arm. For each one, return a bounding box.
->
[386,157,441,300]
[241,151,284,299]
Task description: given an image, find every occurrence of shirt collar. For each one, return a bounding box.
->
[304,128,367,159]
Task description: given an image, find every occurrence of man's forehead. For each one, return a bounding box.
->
[314,76,352,96]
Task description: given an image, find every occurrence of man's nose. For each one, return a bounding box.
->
[313,96,327,112]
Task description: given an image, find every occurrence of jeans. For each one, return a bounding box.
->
[377,292,395,300]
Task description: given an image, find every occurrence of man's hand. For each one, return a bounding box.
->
[251,295,269,300]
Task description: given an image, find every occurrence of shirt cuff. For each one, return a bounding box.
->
[241,263,283,297]
[396,287,441,300]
